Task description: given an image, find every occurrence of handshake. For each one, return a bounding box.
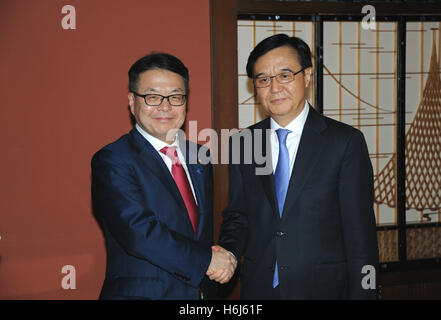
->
[206,245,237,284]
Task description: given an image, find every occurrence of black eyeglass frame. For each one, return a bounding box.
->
[131,92,187,106]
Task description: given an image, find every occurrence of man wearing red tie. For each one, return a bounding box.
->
[91,53,236,300]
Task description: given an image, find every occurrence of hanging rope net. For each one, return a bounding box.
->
[374,32,441,212]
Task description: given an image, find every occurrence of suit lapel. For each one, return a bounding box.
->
[254,118,280,218]
[128,129,195,234]
[281,106,327,222]
[182,140,207,239]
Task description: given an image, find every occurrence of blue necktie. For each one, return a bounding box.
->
[273,128,291,288]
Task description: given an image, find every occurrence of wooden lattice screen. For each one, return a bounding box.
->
[374,31,441,214]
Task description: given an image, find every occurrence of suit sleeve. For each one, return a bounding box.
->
[218,137,249,260]
[338,130,380,299]
[91,149,211,288]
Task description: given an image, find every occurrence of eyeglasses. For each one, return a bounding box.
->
[253,68,305,88]
[131,92,187,106]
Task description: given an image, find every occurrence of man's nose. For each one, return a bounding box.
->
[158,98,172,111]
[270,77,282,93]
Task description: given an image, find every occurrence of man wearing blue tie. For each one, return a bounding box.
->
[218,34,379,299]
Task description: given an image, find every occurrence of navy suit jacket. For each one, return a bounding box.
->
[219,106,379,299]
[91,128,216,300]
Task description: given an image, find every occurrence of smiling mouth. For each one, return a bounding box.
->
[155,117,174,122]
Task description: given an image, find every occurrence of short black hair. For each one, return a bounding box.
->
[128,52,189,93]
[246,34,313,78]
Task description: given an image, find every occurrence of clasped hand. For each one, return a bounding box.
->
[206,245,237,284]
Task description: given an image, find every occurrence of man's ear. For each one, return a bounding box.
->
[303,67,313,88]
[128,92,135,115]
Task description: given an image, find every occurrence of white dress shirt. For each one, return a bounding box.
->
[270,100,310,177]
[135,124,198,205]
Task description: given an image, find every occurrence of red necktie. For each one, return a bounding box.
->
[160,146,199,235]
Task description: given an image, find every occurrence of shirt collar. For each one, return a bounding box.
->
[135,123,179,152]
[270,100,310,136]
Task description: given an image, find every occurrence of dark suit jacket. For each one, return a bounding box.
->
[91,128,216,300]
[219,105,379,299]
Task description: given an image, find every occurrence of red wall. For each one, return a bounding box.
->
[0,0,211,299]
